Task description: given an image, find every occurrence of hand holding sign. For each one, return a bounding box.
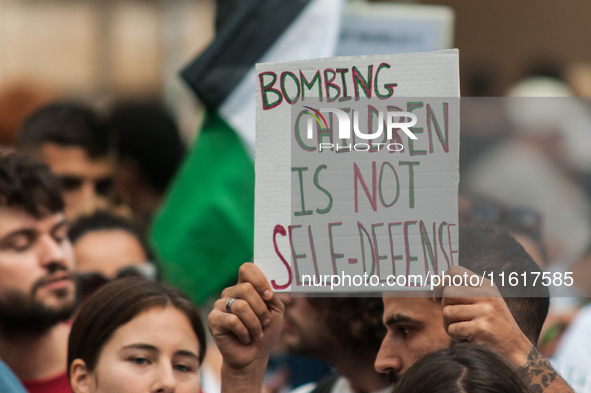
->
[433,265,574,393]
[433,266,533,367]
[209,263,284,393]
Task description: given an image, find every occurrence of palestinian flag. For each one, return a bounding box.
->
[150,0,343,304]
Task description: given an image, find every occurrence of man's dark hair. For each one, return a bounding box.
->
[16,102,113,158]
[69,211,151,259]
[108,102,185,192]
[307,297,385,359]
[459,223,550,345]
[0,150,64,217]
[394,343,529,393]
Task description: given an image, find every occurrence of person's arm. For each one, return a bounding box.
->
[517,345,562,393]
[434,266,574,393]
[208,263,284,393]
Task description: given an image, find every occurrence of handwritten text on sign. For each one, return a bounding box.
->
[254,52,460,293]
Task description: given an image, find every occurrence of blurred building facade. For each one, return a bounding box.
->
[0,0,215,140]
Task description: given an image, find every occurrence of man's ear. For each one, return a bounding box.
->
[70,359,92,393]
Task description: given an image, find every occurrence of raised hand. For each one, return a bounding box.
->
[209,263,284,393]
[433,266,573,393]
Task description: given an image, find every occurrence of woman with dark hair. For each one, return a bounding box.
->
[68,277,206,393]
[393,343,529,393]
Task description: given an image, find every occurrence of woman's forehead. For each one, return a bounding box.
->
[105,306,200,351]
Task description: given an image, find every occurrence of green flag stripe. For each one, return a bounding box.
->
[150,112,255,304]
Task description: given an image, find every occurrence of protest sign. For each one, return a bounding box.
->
[255,50,460,293]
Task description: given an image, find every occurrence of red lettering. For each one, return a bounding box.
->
[271,224,292,289]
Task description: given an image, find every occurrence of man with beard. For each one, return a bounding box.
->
[375,224,552,386]
[210,224,575,393]
[277,295,389,393]
[0,151,77,393]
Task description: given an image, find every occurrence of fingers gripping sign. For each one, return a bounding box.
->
[208,263,285,374]
[432,266,532,367]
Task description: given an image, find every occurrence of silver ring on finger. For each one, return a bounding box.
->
[226,297,238,314]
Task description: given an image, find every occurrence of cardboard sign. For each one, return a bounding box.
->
[255,50,460,292]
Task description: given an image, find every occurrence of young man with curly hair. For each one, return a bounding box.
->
[277,295,389,393]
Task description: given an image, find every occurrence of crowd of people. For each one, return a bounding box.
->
[0,85,590,393]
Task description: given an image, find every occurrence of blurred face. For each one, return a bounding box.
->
[40,143,114,220]
[71,306,201,393]
[277,294,338,358]
[375,296,451,385]
[0,206,76,334]
[74,229,148,278]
